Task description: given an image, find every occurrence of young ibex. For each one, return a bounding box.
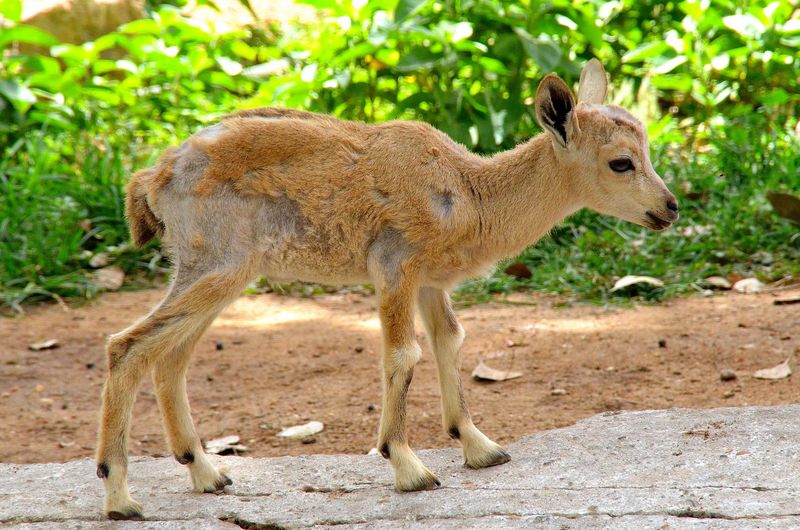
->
[97,59,678,519]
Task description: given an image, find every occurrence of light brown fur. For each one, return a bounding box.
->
[97,59,678,519]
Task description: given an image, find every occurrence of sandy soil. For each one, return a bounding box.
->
[1,287,798,464]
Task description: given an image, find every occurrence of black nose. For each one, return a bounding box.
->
[666,199,679,212]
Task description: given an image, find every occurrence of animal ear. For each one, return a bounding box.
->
[534,74,578,148]
[577,58,607,105]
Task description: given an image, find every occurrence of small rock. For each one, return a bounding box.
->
[301,436,317,444]
[366,403,376,412]
[550,388,567,396]
[658,339,667,348]
[732,277,765,294]
[40,398,54,405]
[88,252,110,268]
[215,340,224,351]
[719,369,737,381]
[606,366,616,372]
[367,447,380,456]
[85,362,95,369]
[354,345,364,353]
[723,390,735,399]
[704,276,732,289]
[93,266,125,290]
[35,384,45,393]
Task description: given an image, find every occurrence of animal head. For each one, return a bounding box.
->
[534,59,679,231]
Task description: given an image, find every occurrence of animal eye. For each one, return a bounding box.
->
[609,158,634,173]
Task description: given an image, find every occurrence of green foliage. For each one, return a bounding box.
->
[0,0,798,310]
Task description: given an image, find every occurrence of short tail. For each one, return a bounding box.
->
[125,169,164,247]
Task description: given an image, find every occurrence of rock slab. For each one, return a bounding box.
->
[3,405,800,528]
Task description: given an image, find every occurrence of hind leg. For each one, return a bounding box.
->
[150,268,245,492]
[96,261,254,519]
[418,287,510,468]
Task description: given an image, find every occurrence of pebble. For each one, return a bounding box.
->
[658,339,667,348]
[719,369,737,381]
[354,346,364,353]
[215,340,224,351]
[550,388,567,396]
[723,390,735,398]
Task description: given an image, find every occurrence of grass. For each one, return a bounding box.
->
[1,114,799,313]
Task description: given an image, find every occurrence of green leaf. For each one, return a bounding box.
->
[650,74,693,92]
[0,78,36,113]
[652,56,686,75]
[514,29,561,72]
[119,19,160,35]
[722,14,766,40]
[0,0,21,23]
[758,88,790,106]
[229,41,256,61]
[396,47,443,71]
[621,41,670,63]
[395,0,428,22]
[0,25,59,49]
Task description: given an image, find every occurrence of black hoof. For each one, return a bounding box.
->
[487,449,511,467]
[398,474,441,492]
[204,473,233,493]
[465,448,511,469]
[108,509,143,521]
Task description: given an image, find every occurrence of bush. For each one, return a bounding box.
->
[0,0,798,310]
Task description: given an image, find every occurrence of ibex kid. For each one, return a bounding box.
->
[96,59,678,519]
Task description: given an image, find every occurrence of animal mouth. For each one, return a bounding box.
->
[645,211,673,231]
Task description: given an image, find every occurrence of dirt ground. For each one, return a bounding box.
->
[1,287,799,464]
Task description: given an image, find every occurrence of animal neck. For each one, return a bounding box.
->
[468,134,581,261]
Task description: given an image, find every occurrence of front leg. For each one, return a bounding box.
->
[377,283,440,491]
[418,287,510,469]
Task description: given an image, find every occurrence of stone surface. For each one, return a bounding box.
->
[3,405,800,528]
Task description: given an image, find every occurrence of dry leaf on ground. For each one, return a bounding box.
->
[774,297,800,306]
[752,358,792,380]
[28,339,59,351]
[611,275,664,293]
[504,261,532,279]
[472,361,523,382]
[205,434,248,454]
[766,192,800,224]
[278,421,324,439]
